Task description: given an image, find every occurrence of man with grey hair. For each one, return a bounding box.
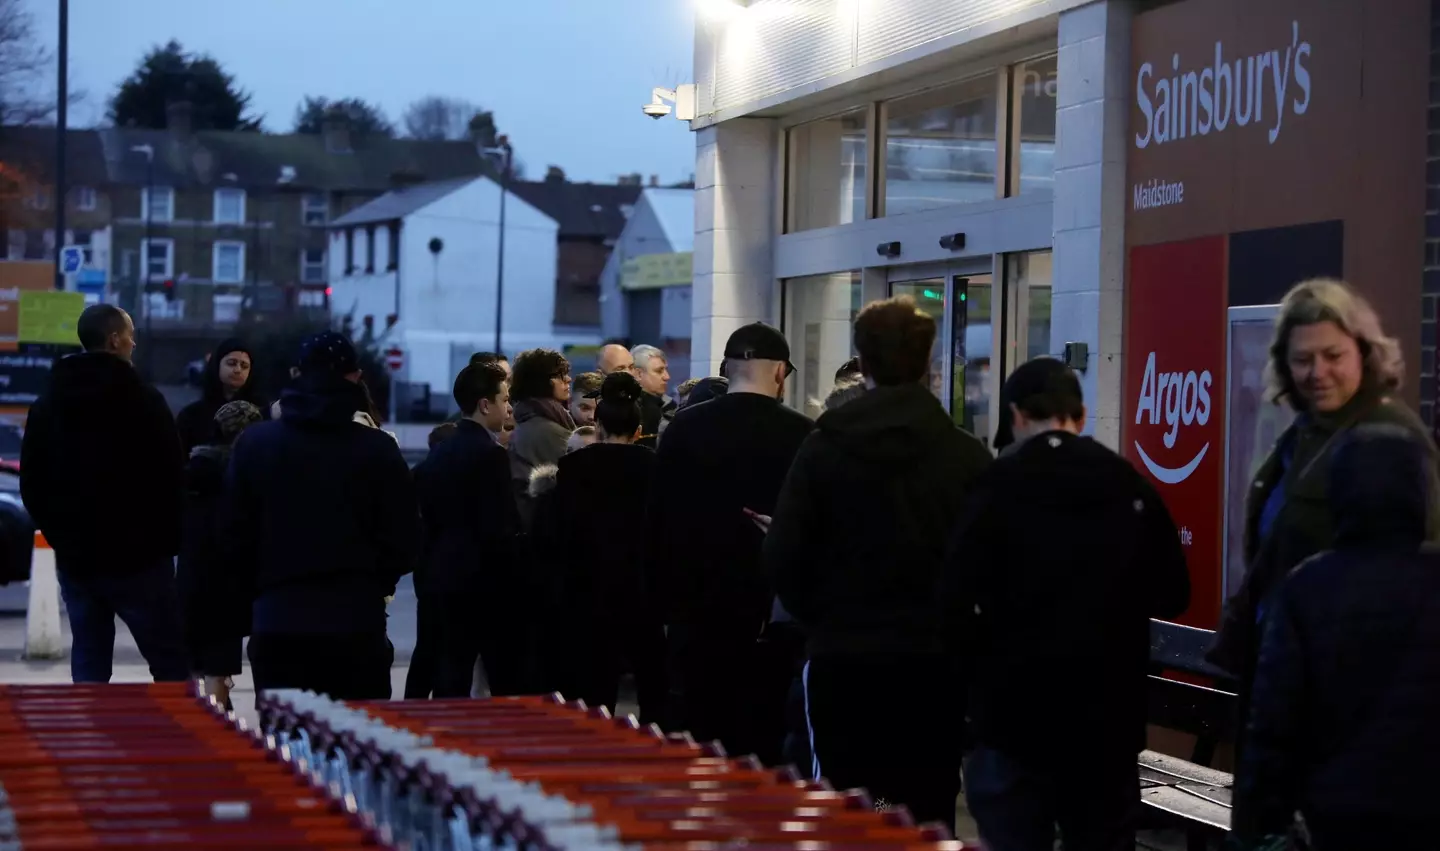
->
[631,344,676,448]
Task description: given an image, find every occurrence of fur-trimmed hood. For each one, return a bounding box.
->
[528,463,559,499]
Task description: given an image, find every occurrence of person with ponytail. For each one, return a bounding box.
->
[530,371,666,722]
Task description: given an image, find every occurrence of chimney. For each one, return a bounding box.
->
[322,113,352,154]
[649,174,659,187]
[166,101,193,138]
[544,165,566,184]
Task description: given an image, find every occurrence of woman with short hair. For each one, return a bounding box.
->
[507,349,575,486]
[1212,279,1440,748]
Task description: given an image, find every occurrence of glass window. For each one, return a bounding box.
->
[783,271,862,418]
[214,188,246,224]
[1008,250,1053,363]
[144,187,174,222]
[302,247,327,282]
[1013,55,1057,195]
[884,75,998,216]
[213,241,245,283]
[302,193,329,226]
[143,239,172,280]
[75,186,97,211]
[788,109,867,232]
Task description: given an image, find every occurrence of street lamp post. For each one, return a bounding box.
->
[131,144,154,377]
[486,136,513,355]
[53,0,68,290]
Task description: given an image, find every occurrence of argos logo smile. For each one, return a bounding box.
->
[1132,351,1214,485]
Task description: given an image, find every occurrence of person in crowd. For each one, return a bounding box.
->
[566,426,597,453]
[530,372,666,720]
[508,349,576,511]
[676,377,702,408]
[646,322,813,763]
[178,399,264,709]
[499,420,515,448]
[1209,279,1439,758]
[175,339,263,454]
[631,344,677,448]
[834,356,861,384]
[597,343,635,375]
[941,357,1190,850]
[680,376,729,410]
[762,297,992,829]
[413,360,523,698]
[570,372,602,428]
[472,351,510,377]
[20,304,189,684]
[403,420,462,700]
[223,331,420,701]
[1234,424,1440,850]
[823,377,867,411]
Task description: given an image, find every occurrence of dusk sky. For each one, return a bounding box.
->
[29,0,697,184]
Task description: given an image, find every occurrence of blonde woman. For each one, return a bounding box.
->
[1211,280,1440,726]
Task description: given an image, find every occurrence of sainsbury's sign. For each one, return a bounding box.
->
[1136,21,1313,149]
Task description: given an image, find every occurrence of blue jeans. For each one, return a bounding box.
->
[57,559,190,684]
[963,746,1139,851]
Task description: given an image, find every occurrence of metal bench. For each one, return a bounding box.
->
[1142,619,1238,849]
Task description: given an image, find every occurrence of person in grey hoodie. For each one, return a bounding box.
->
[763,296,992,831]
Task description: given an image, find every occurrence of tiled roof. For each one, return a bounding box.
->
[96,127,490,191]
[330,176,480,227]
[509,180,642,240]
[0,128,109,186]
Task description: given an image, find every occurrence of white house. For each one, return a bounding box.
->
[328,175,600,414]
[599,187,695,383]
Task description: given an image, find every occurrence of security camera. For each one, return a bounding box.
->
[643,102,671,120]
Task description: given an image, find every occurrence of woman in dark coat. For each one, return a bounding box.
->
[177,399,264,709]
[175,339,263,454]
[1209,279,1440,757]
[531,371,665,722]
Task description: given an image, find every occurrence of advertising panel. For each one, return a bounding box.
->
[1124,0,1428,626]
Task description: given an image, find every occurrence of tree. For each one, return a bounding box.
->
[293,96,394,137]
[0,0,81,125]
[402,95,486,142]
[109,40,259,131]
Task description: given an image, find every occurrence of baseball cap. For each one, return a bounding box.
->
[723,323,796,376]
[297,331,360,378]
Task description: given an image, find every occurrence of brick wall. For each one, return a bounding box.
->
[1425,0,1440,426]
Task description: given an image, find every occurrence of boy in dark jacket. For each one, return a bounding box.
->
[178,400,263,709]
[1235,424,1440,849]
[223,332,420,701]
[764,296,992,830]
[413,360,521,698]
[944,357,1190,851]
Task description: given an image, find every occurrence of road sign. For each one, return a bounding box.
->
[385,347,404,372]
[58,246,84,275]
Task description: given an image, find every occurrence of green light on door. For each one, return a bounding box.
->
[959,292,967,301]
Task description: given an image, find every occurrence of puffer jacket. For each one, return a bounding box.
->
[1234,423,1440,848]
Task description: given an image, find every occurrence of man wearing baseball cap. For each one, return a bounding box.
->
[222,331,421,701]
[941,356,1190,850]
[644,321,813,760]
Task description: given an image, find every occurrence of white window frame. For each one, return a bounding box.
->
[142,186,175,223]
[142,238,174,281]
[212,240,246,284]
[302,193,329,226]
[213,188,246,224]
[301,246,327,283]
[75,186,97,212]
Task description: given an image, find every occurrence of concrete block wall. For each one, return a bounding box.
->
[692,119,779,379]
[1050,0,1132,450]
[1423,0,1440,426]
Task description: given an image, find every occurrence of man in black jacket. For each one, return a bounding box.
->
[944,357,1190,851]
[223,332,420,701]
[1235,424,1440,849]
[20,304,189,684]
[413,359,521,698]
[631,344,676,448]
[646,322,813,763]
[764,296,992,829]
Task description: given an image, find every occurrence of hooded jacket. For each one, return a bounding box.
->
[764,382,992,657]
[1235,425,1440,845]
[175,338,263,454]
[20,352,183,574]
[221,375,420,636]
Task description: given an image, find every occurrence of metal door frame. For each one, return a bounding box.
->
[885,259,996,430]
[1223,304,1282,601]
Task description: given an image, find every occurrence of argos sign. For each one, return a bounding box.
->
[1124,236,1227,627]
